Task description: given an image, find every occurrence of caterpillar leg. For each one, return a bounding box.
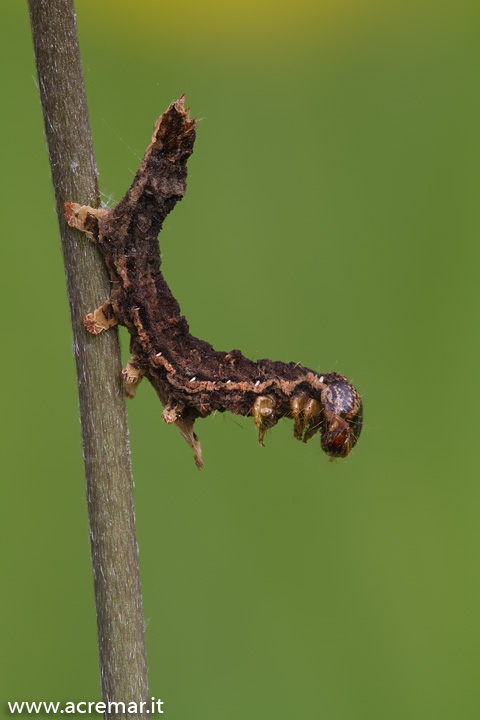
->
[162,403,182,424]
[290,392,322,442]
[65,202,109,241]
[252,395,277,445]
[122,357,144,399]
[175,414,203,469]
[84,301,118,336]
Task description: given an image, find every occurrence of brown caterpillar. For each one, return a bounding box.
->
[65,96,362,468]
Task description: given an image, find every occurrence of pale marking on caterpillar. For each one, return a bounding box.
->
[65,96,363,469]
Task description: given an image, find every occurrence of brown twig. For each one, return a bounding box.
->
[27,1,148,715]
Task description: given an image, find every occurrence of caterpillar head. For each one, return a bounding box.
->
[320,379,363,458]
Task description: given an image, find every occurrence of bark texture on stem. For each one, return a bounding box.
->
[28,1,148,715]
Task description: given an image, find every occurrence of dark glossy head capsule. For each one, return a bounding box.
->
[320,379,363,458]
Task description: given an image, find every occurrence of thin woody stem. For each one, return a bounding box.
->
[27,1,148,715]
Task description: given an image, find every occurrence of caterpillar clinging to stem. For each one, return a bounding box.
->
[65,96,362,468]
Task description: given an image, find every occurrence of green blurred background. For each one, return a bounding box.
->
[1,1,479,717]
